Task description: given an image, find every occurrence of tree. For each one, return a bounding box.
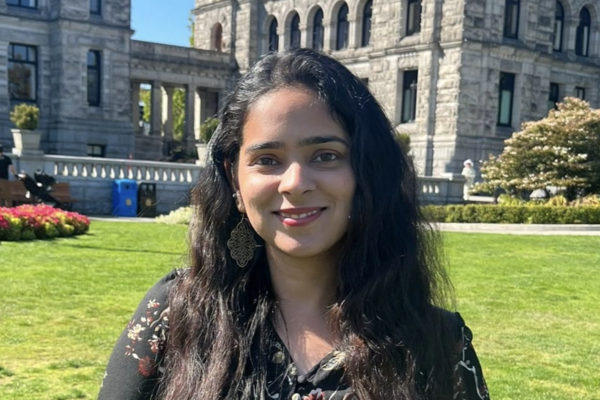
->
[476,97,600,200]
[138,87,186,142]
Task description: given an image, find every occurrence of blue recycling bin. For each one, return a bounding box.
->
[112,179,138,217]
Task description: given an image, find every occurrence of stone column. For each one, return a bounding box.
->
[161,86,175,139]
[323,19,333,52]
[348,15,358,48]
[131,82,141,134]
[300,22,309,48]
[150,81,163,136]
[566,17,579,52]
[184,84,196,150]
[195,90,208,141]
[277,24,285,52]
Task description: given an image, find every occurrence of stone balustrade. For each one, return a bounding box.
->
[131,40,230,65]
[47,155,200,184]
[7,152,465,215]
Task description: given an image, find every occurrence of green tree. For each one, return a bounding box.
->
[172,88,185,142]
[476,97,600,200]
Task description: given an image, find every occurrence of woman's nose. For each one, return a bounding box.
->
[278,162,315,196]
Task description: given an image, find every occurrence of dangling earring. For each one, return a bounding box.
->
[227,217,257,268]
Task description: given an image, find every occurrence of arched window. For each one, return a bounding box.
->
[406,0,422,36]
[554,1,564,52]
[504,0,520,39]
[575,7,591,57]
[268,18,279,52]
[212,23,223,52]
[290,13,301,48]
[312,8,324,51]
[362,0,373,47]
[336,3,349,50]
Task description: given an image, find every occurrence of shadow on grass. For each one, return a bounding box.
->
[60,243,183,255]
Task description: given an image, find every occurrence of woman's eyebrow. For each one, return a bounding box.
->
[298,135,349,147]
[245,136,348,154]
[245,141,284,154]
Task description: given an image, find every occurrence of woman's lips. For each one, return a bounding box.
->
[275,208,325,227]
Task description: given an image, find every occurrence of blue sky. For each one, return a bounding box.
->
[131,0,192,47]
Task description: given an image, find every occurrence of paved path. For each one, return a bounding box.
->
[438,223,600,236]
[90,217,600,236]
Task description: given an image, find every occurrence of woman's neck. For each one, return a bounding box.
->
[266,247,338,311]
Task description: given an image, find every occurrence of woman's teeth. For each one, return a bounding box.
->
[280,210,319,219]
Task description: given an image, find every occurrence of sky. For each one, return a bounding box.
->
[131,0,192,47]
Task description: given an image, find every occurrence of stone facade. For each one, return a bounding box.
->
[193,0,600,176]
[2,0,599,176]
[0,0,234,161]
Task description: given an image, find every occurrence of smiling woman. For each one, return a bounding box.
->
[98,49,490,400]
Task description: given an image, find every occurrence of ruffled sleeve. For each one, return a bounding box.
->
[98,270,180,400]
[454,313,491,400]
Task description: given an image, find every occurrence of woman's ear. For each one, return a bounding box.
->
[225,160,246,214]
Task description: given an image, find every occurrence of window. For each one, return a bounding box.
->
[575,7,591,57]
[212,23,223,52]
[336,3,349,50]
[497,72,515,126]
[8,44,37,102]
[554,2,564,51]
[90,0,101,15]
[548,83,560,110]
[406,0,422,36]
[362,0,373,47]
[504,0,520,39]
[87,50,101,106]
[268,19,279,52]
[401,70,418,123]
[87,144,106,158]
[312,9,324,51]
[576,87,586,100]
[290,13,301,49]
[7,0,37,8]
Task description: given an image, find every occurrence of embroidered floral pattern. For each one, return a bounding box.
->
[123,299,170,378]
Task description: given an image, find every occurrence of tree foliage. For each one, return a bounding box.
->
[138,87,186,142]
[476,97,600,200]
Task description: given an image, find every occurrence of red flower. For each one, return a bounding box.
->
[138,356,156,377]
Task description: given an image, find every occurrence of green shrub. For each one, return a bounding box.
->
[155,206,194,225]
[199,117,219,144]
[9,103,39,130]
[422,204,600,224]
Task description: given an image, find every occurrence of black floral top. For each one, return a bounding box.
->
[98,271,490,400]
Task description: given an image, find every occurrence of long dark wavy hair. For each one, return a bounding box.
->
[158,48,456,400]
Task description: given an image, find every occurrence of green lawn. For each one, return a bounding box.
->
[1,222,599,399]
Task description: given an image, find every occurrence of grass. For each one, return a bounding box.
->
[1,222,599,399]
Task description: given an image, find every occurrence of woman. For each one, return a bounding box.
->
[99,48,489,400]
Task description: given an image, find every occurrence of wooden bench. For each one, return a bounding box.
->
[9,180,36,205]
[0,179,12,207]
[50,182,78,210]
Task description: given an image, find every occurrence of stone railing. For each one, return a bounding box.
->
[11,153,203,215]
[418,174,466,205]
[46,155,201,183]
[131,40,230,65]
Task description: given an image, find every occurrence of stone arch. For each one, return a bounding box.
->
[285,10,301,48]
[211,23,223,52]
[263,15,280,52]
[355,0,373,47]
[305,4,325,50]
[329,1,350,50]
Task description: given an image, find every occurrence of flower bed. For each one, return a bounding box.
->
[0,205,90,241]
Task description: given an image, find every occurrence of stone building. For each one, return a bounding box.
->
[0,0,233,160]
[1,0,600,176]
[192,0,600,175]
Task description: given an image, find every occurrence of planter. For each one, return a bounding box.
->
[11,128,43,155]
[195,143,209,166]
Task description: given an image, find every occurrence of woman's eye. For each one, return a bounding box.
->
[313,152,339,162]
[254,157,279,166]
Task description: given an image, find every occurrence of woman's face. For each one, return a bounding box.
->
[234,86,356,262]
